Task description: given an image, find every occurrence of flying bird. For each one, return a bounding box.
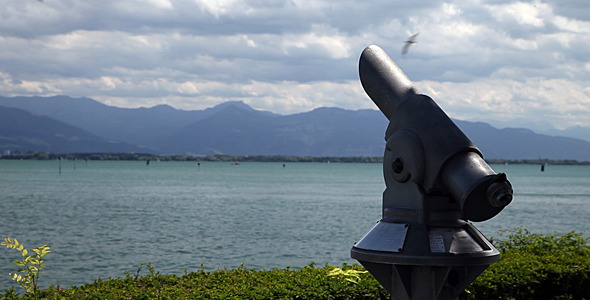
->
[402,33,419,56]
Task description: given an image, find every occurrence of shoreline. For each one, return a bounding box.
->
[1,151,590,165]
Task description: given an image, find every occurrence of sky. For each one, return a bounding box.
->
[1,0,589,130]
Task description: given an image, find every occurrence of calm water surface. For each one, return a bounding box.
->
[0,160,588,289]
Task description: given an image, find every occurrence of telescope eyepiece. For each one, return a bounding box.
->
[486,180,513,208]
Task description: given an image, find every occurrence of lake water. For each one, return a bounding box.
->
[0,160,589,290]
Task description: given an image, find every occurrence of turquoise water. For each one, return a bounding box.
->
[0,160,589,290]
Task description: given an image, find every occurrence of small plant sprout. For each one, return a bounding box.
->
[327,267,368,284]
[1,237,51,295]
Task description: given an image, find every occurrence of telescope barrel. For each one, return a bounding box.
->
[359,45,513,222]
[359,45,418,120]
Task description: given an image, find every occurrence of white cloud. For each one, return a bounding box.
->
[442,3,462,17]
[195,0,240,18]
[147,0,173,10]
[487,2,552,27]
[281,25,351,59]
[1,0,589,130]
[553,16,590,34]
[416,78,590,128]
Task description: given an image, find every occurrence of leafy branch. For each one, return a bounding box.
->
[327,267,368,284]
[1,237,50,295]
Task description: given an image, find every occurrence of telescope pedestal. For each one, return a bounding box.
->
[357,262,488,300]
[351,222,498,300]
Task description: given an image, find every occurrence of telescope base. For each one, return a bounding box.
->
[358,262,488,300]
[351,222,499,300]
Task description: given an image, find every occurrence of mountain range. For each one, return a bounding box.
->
[1,95,590,161]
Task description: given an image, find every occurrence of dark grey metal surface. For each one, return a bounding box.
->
[354,222,408,253]
[351,45,514,300]
[359,45,418,119]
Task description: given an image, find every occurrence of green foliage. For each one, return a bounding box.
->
[461,228,590,300]
[1,230,589,299]
[29,263,388,300]
[1,238,51,296]
[492,227,590,256]
[327,267,368,284]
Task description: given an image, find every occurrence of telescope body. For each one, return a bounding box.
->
[351,45,513,300]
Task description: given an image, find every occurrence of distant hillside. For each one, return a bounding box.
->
[0,96,281,147]
[456,121,590,161]
[0,95,206,146]
[157,105,387,156]
[0,105,146,153]
[2,95,590,160]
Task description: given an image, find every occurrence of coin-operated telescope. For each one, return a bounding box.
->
[351,45,513,300]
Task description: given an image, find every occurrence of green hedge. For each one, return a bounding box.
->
[1,263,388,300]
[461,229,590,300]
[2,230,589,299]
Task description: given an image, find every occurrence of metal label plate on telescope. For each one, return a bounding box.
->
[428,233,446,253]
[354,222,408,253]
